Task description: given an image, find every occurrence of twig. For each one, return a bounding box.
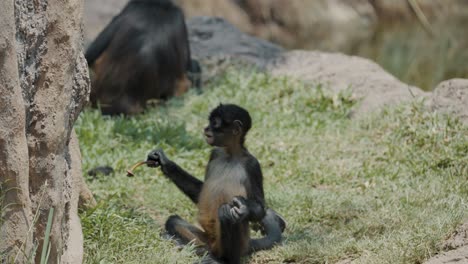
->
[408,0,435,37]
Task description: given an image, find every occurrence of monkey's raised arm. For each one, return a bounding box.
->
[147,149,203,204]
[85,13,123,66]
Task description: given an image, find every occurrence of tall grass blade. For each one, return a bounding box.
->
[40,207,54,264]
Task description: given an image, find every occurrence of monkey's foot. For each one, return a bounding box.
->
[259,209,286,235]
[272,209,287,233]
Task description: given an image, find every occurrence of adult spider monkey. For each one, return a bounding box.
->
[146,104,285,264]
[85,0,201,115]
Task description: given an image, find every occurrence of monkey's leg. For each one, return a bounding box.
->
[165,215,209,253]
[165,215,227,264]
[217,206,249,264]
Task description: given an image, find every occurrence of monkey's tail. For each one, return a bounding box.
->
[248,209,285,253]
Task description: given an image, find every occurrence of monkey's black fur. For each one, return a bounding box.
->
[85,0,201,115]
[147,104,285,264]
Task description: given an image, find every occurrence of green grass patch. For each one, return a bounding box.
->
[76,70,468,263]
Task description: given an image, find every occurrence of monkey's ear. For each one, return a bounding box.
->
[233,120,243,135]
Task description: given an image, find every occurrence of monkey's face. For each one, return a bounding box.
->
[204,116,229,147]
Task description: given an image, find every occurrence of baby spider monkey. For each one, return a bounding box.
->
[147,104,285,264]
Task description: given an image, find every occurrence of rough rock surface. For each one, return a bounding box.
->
[187,16,283,80]
[443,223,468,251]
[424,246,468,264]
[188,16,283,67]
[268,50,428,117]
[430,79,468,124]
[424,223,468,264]
[0,0,90,263]
[0,1,32,260]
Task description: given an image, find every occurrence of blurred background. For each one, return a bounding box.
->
[84,0,468,91]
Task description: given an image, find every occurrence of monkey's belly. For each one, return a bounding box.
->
[197,181,247,239]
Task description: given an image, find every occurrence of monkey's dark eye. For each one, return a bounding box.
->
[211,118,222,129]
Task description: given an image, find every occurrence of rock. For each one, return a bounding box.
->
[69,130,97,210]
[187,16,283,80]
[423,246,468,264]
[0,0,90,263]
[268,50,428,117]
[443,222,468,250]
[430,79,468,124]
[423,222,468,264]
[188,16,283,67]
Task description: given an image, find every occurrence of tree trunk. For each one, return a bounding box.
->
[0,0,90,263]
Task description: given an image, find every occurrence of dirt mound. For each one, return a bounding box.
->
[430,79,468,124]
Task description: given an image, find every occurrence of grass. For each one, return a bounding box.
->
[76,69,468,263]
[1,181,56,263]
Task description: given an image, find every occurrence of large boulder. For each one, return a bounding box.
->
[267,50,428,117]
[188,16,283,67]
[0,0,91,262]
[188,16,283,80]
[430,79,468,124]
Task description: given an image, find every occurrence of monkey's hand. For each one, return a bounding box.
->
[219,203,244,224]
[228,196,249,223]
[146,149,170,168]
